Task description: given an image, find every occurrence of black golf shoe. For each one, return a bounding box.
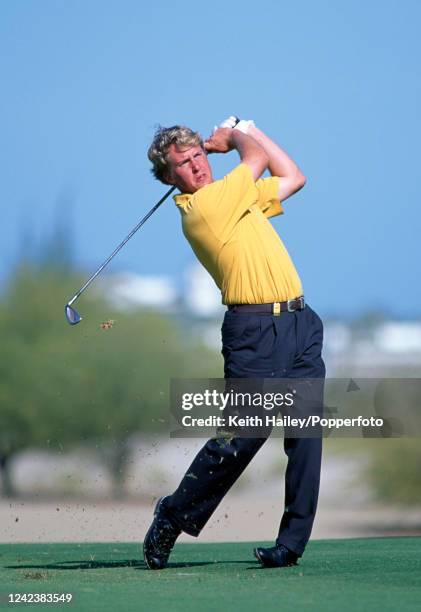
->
[143,496,181,570]
[253,544,299,568]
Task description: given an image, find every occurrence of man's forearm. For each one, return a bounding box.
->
[247,125,304,181]
[229,130,269,180]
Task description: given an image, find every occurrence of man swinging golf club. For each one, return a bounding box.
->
[144,116,325,569]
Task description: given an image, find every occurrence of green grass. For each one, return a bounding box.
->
[1,538,420,611]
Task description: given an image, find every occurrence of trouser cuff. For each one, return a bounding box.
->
[276,538,304,557]
[166,508,201,537]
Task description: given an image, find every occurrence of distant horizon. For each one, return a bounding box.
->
[1,249,419,322]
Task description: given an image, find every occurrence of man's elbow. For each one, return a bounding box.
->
[295,171,306,191]
[278,169,306,191]
[278,171,307,202]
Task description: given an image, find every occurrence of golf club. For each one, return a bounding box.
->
[64,185,176,325]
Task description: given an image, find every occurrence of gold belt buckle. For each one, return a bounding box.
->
[272,302,281,316]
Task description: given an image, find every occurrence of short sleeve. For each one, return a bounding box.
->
[254,176,283,219]
[192,163,261,241]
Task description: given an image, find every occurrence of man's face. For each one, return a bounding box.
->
[166,144,213,194]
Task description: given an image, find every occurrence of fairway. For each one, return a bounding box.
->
[1,537,420,611]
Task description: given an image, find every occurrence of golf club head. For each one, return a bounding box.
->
[65,304,82,325]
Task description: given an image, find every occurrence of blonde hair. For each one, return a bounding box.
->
[148,125,204,184]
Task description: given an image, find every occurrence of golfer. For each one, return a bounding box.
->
[144,117,325,569]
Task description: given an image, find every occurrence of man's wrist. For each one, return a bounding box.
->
[230,129,267,159]
[229,129,247,148]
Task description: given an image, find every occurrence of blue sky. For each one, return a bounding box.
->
[1,0,420,318]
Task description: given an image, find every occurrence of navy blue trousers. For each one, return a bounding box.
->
[166,304,325,557]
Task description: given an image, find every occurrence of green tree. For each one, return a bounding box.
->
[0,261,220,497]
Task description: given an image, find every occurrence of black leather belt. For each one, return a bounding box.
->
[227,296,305,315]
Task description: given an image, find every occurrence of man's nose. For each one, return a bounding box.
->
[191,159,200,172]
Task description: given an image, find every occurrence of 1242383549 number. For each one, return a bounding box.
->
[8,593,73,604]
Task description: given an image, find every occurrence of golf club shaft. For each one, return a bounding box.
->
[67,185,176,307]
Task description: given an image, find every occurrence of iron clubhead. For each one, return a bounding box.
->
[65,304,82,325]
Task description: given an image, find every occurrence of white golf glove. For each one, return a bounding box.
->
[218,115,239,129]
[234,119,255,134]
[214,116,256,134]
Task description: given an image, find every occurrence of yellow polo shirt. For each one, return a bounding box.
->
[174,163,303,304]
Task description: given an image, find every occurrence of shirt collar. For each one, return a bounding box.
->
[173,193,192,212]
